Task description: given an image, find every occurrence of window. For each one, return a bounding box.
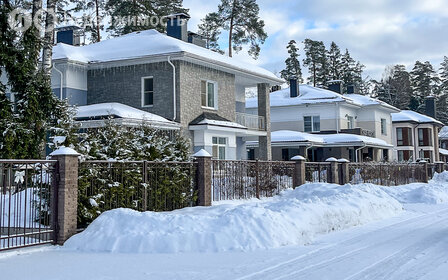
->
[142,77,154,107]
[304,116,320,132]
[418,128,432,146]
[247,148,255,160]
[201,80,217,109]
[347,116,354,129]
[396,127,413,146]
[398,150,413,162]
[381,118,387,135]
[212,137,226,159]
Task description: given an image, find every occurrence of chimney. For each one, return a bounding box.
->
[166,13,190,42]
[290,78,299,98]
[188,32,207,48]
[327,80,343,94]
[56,26,82,46]
[425,96,436,118]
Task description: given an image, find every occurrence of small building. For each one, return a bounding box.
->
[391,110,443,162]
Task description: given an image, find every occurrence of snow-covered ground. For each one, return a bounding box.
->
[2,173,448,279]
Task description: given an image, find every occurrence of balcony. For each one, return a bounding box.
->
[236,112,266,131]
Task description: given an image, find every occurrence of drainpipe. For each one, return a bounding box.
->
[355,144,366,162]
[167,56,176,121]
[336,102,340,133]
[305,143,314,160]
[53,64,63,100]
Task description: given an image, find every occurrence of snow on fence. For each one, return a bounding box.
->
[348,162,427,186]
[78,161,197,226]
[0,160,56,251]
[211,160,294,201]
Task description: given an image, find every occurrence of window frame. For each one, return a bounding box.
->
[347,115,354,129]
[141,76,154,108]
[212,137,227,159]
[381,118,387,135]
[304,115,320,132]
[201,80,218,110]
[418,128,433,147]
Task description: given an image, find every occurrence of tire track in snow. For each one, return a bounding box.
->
[236,206,448,280]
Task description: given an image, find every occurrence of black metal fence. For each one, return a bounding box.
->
[0,160,57,251]
[305,162,331,183]
[211,160,294,201]
[78,161,197,226]
[348,162,427,186]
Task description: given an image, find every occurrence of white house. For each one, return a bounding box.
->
[391,110,443,162]
[246,83,400,162]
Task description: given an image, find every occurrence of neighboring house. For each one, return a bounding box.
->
[391,110,443,162]
[47,14,282,160]
[439,126,448,162]
[246,82,400,162]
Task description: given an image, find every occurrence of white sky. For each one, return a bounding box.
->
[183,0,448,81]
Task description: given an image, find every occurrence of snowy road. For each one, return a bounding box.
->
[1,203,448,280]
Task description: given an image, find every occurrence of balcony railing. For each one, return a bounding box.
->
[236,112,266,131]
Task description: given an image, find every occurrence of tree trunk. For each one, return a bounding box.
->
[95,0,101,42]
[42,0,56,76]
[228,0,237,57]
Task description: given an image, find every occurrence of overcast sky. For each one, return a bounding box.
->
[183,0,448,81]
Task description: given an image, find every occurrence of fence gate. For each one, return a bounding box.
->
[0,160,58,251]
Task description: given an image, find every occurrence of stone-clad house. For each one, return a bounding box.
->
[48,14,282,160]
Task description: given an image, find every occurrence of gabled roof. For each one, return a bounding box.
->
[392,110,443,126]
[246,85,399,112]
[53,29,282,84]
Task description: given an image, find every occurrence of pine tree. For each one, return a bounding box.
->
[106,0,188,36]
[197,12,223,54]
[303,39,328,87]
[327,41,342,80]
[373,65,411,109]
[340,49,356,91]
[440,56,448,95]
[72,0,107,43]
[280,40,303,84]
[198,0,267,59]
[410,61,439,112]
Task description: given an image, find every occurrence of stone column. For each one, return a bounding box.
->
[338,158,350,185]
[421,160,429,183]
[436,161,444,174]
[326,157,339,184]
[194,149,212,206]
[50,147,80,245]
[257,83,272,161]
[291,155,306,188]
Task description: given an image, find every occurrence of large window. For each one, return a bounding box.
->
[381,118,387,135]
[142,77,154,107]
[201,80,217,109]
[398,150,413,162]
[396,127,413,146]
[418,128,432,146]
[212,137,226,159]
[347,116,354,129]
[304,116,320,132]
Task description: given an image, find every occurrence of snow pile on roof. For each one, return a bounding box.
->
[53,30,279,81]
[382,171,448,204]
[392,110,443,125]
[269,130,392,147]
[64,182,402,253]
[246,86,398,110]
[76,103,173,123]
[439,126,448,139]
[197,119,246,129]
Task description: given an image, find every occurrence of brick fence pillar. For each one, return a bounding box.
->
[436,161,444,174]
[326,157,339,184]
[291,155,306,188]
[193,149,212,206]
[50,147,80,245]
[421,160,429,183]
[338,158,350,185]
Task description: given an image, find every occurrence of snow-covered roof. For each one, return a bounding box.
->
[392,110,443,125]
[246,85,399,111]
[76,102,172,123]
[197,119,246,129]
[53,29,281,83]
[439,148,448,156]
[439,126,448,139]
[250,130,392,148]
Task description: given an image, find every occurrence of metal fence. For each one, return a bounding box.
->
[348,162,427,186]
[78,160,197,226]
[0,160,57,251]
[305,162,331,183]
[211,160,294,201]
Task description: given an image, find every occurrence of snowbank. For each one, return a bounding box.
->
[65,183,402,254]
[382,171,448,204]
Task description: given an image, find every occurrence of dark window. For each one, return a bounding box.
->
[397,127,412,146]
[142,77,153,107]
[247,148,255,160]
[418,128,432,146]
[282,149,289,161]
